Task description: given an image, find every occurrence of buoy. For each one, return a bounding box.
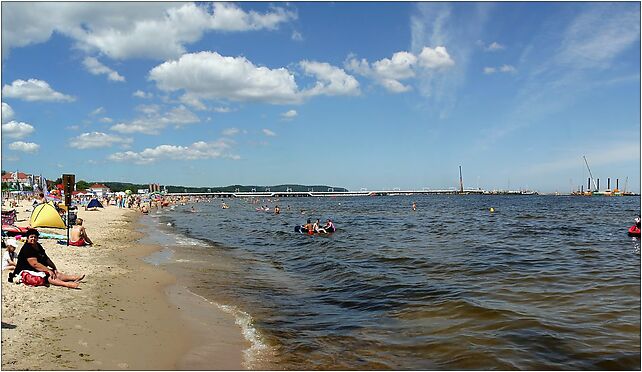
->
[490,207,495,212]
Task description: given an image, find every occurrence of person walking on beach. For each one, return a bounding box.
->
[12,229,84,289]
[70,218,94,246]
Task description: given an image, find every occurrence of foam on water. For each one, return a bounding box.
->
[185,289,274,369]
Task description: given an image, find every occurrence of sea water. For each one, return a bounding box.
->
[141,195,640,370]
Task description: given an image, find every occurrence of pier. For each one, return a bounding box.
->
[166,189,493,198]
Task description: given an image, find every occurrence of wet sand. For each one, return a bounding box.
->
[1,200,246,370]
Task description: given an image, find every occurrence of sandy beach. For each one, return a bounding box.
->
[1,200,247,370]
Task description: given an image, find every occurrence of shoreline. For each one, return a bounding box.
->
[1,201,246,369]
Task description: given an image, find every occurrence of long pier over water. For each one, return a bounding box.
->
[167,189,490,198]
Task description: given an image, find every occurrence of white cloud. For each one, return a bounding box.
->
[417,46,455,69]
[262,128,276,136]
[2,121,35,139]
[150,52,361,105]
[411,3,491,116]
[69,131,133,149]
[345,47,453,93]
[2,102,15,123]
[213,106,233,113]
[2,2,296,60]
[222,127,240,136]
[108,139,236,164]
[485,41,505,51]
[479,4,638,147]
[179,94,207,110]
[83,57,125,82]
[208,2,296,31]
[110,105,199,134]
[2,79,75,102]
[8,141,39,153]
[150,51,301,104]
[484,65,515,75]
[133,90,153,99]
[99,117,113,123]
[281,109,297,119]
[291,30,303,41]
[90,106,105,116]
[556,3,640,69]
[299,61,360,97]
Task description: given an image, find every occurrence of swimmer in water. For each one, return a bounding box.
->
[412,202,417,211]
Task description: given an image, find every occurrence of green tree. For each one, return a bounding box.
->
[76,180,91,190]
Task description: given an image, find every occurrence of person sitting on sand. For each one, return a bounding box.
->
[69,218,94,247]
[2,239,18,271]
[12,229,84,289]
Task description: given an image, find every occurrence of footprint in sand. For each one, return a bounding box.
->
[78,340,88,347]
[117,362,129,368]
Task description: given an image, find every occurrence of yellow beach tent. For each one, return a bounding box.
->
[30,202,66,229]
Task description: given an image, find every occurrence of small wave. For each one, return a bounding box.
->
[185,289,275,369]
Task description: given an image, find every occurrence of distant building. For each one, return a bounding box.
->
[2,172,34,189]
[89,183,111,196]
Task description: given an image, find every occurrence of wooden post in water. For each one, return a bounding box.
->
[459,166,464,193]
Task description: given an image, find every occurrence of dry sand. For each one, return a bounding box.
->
[2,200,247,370]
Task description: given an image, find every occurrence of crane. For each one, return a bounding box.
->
[583,156,598,192]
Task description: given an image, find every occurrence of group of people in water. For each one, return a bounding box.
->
[300,218,336,234]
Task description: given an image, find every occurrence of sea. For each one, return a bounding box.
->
[139,195,640,370]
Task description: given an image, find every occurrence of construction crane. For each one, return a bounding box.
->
[583,156,598,192]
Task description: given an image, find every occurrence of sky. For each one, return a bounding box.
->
[1,2,640,193]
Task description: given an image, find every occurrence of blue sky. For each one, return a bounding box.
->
[1,2,640,192]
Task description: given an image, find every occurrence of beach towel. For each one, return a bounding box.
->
[20,270,47,286]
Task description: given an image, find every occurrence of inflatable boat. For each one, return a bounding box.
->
[627,225,640,237]
[294,225,336,235]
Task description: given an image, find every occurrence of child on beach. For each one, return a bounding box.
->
[2,239,18,271]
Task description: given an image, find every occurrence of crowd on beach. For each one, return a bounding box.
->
[0,190,189,290]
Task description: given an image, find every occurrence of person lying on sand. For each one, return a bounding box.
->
[12,229,84,289]
[70,218,94,246]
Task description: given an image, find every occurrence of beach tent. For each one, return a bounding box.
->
[87,198,104,209]
[30,202,66,229]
